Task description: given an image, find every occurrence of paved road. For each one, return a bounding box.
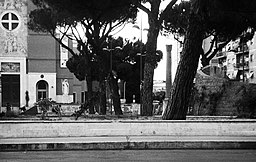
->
[1,150,256,162]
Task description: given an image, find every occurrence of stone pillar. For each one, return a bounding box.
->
[166,45,172,98]
[162,45,172,116]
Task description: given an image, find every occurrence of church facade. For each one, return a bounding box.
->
[0,0,87,109]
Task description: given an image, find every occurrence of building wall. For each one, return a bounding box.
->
[27,25,59,104]
[27,73,57,105]
[226,51,237,79]
[28,35,57,72]
[248,34,256,83]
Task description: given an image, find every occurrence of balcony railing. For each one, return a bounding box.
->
[216,51,227,58]
[235,45,249,54]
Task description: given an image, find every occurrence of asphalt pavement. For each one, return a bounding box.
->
[1,135,256,151]
[1,150,256,162]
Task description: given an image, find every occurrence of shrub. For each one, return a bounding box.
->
[189,85,224,116]
[35,98,55,119]
[234,85,256,118]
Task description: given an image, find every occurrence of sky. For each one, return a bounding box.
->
[114,5,180,82]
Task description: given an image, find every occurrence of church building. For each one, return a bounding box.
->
[0,0,87,110]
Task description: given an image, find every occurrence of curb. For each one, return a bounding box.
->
[1,141,256,151]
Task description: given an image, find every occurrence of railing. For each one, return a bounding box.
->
[216,51,227,58]
[235,45,249,54]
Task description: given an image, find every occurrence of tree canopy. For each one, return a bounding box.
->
[29,0,141,115]
[163,0,256,67]
[29,0,138,51]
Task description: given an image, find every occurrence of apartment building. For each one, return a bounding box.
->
[210,33,256,83]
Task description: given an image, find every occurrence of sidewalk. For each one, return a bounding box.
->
[1,135,256,151]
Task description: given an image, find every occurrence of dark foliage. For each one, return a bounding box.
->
[164,0,256,38]
[234,85,256,118]
[31,0,138,25]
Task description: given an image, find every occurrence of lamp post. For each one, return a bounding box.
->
[110,39,113,114]
[242,31,245,82]
[132,26,148,116]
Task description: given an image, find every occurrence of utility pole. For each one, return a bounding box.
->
[110,39,113,114]
[140,14,143,114]
[242,31,245,82]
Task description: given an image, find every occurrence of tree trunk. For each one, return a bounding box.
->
[141,1,160,116]
[99,78,107,115]
[141,62,154,116]
[109,75,123,115]
[86,75,95,114]
[162,12,204,120]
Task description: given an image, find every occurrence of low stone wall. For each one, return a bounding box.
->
[195,72,228,94]
[0,120,256,138]
[59,104,80,115]
[193,71,256,116]
[191,72,228,115]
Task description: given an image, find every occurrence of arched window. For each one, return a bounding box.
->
[36,80,48,101]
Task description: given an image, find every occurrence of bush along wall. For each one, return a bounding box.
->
[234,84,256,119]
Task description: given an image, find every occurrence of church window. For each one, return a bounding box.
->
[0,11,20,31]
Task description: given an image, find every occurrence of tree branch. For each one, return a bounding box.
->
[136,3,150,15]
[72,26,84,42]
[174,34,184,44]
[207,38,231,61]
[48,29,77,57]
[56,25,71,41]
[159,0,178,22]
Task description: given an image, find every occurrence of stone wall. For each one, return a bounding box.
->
[191,70,256,116]
[190,71,228,115]
[218,82,256,117]
[195,71,228,93]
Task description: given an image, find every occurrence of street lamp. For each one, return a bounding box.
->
[110,38,113,114]
[132,24,148,114]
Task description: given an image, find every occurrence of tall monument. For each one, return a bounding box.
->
[166,44,172,98]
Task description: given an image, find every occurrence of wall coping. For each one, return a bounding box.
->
[1,119,256,124]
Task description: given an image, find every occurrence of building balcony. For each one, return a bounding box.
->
[234,45,249,54]
[235,62,249,70]
[216,51,227,58]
